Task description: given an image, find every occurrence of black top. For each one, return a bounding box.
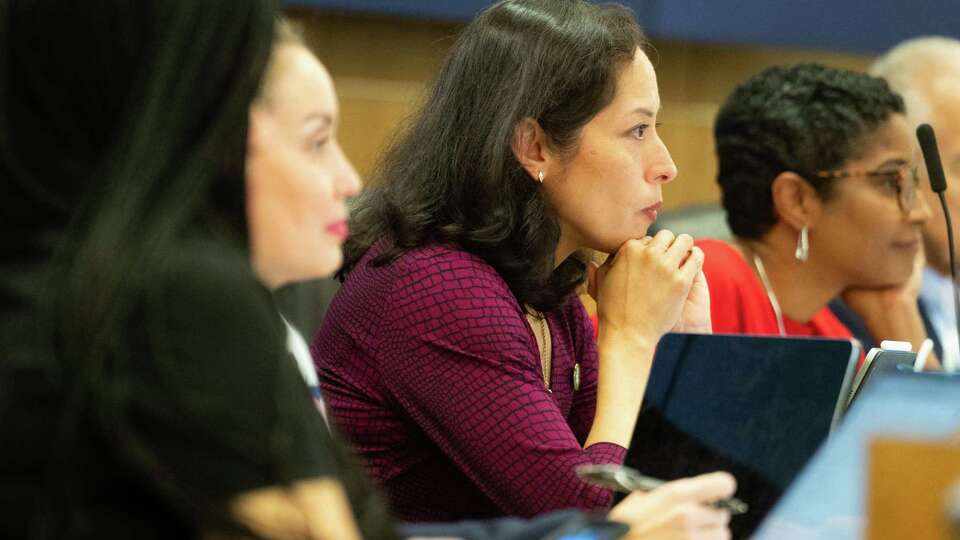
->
[0,232,620,540]
[0,234,393,539]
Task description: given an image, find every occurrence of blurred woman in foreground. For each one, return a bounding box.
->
[0,2,384,537]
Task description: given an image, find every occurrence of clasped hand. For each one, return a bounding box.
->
[589,230,712,343]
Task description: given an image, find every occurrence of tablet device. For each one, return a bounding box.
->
[753,371,960,539]
[842,348,916,414]
[623,333,859,539]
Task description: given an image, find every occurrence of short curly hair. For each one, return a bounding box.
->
[715,63,905,239]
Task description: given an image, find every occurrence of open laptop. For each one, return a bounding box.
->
[753,371,960,539]
[623,333,860,539]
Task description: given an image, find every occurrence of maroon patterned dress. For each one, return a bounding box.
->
[312,242,625,522]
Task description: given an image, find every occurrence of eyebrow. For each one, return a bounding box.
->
[875,158,909,169]
[630,106,658,118]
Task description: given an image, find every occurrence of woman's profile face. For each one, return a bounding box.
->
[246,44,361,287]
[544,48,677,255]
[814,113,931,286]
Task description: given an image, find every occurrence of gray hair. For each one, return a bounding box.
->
[870,36,960,125]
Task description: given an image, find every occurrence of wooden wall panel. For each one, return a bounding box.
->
[288,9,872,210]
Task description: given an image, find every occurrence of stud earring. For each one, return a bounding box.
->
[537,170,545,183]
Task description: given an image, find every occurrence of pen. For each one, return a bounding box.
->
[576,464,749,515]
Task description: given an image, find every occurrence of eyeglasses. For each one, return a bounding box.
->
[815,164,920,214]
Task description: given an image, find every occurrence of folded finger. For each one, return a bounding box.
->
[649,229,676,252]
[657,472,737,505]
[693,506,731,529]
[678,246,705,284]
[664,233,694,267]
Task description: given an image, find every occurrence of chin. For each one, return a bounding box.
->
[863,265,913,288]
[588,241,623,255]
[586,231,637,255]
[317,256,343,280]
[296,248,343,282]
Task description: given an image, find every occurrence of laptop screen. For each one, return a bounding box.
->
[754,372,960,539]
[624,333,858,538]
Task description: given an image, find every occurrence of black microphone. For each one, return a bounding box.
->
[917,123,959,371]
[919,124,948,193]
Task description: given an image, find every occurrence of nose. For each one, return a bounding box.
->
[646,137,678,185]
[333,141,362,199]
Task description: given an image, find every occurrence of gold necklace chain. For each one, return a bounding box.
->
[526,309,552,390]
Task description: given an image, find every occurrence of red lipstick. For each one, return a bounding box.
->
[326,220,349,240]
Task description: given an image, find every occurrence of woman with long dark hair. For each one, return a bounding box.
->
[313,0,726,523]
[0,3,388,538]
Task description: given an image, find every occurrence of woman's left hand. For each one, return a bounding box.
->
[672,270,712,334]
[843,247,924,316]
[843,249,940,368]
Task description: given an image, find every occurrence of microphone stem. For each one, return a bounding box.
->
[939,191,960,372]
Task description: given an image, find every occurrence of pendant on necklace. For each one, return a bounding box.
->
[572,362,581,392]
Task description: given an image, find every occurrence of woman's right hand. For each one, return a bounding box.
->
[589,230,704,347]
[608,472,736,540]
[584,230,705,449]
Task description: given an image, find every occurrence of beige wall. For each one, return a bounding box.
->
[289,9,872,211]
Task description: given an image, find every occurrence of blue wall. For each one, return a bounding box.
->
[285,0,960,54]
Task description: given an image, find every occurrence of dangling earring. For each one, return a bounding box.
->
[794,226,809,262]
[537,170,545,183]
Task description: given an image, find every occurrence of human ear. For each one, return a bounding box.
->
[770,171,823,232]
[511,117,555,183]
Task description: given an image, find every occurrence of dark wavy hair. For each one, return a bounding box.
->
[714,63,905,239]
[340,0,647,313]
